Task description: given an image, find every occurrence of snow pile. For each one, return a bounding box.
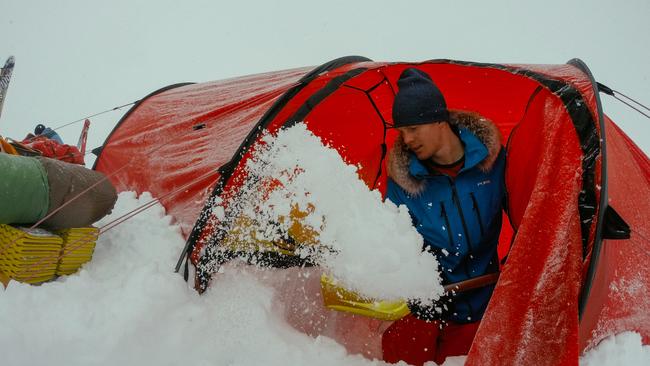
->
[0,193,380,366]
[202,123,443,303]
[580,332,650,366]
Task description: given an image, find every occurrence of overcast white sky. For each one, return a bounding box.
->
[1,0,649,155]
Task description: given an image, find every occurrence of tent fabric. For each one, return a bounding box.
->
[578,117,650,350]
[93,68,312,236]
[94,57,650,365]
[471,79,587,365]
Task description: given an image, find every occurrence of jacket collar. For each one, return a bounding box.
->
[409,127,488,180]
[388,110,502,196]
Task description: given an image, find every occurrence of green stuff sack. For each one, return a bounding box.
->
[0,153,49,224]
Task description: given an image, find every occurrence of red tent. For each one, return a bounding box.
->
[94,56,650,365]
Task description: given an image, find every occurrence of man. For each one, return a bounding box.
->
[382,68,506,365]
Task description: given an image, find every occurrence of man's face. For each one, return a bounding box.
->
[397,122,447,161]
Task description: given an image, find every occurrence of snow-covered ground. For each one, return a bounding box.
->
[1,125,649,365]
[0,192,379,366]
[1,192,648,366]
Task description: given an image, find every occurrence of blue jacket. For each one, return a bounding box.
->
[386,111,505,323]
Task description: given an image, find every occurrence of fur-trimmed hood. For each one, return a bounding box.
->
[387,110,503,195]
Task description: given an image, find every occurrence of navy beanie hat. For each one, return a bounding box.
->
[392,68,449,128]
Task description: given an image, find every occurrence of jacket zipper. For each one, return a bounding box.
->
[470,192,486,237]
[441,200,472,279]
[439,202,454,247]
[449,179,474,253]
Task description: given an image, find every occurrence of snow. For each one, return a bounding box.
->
[15,226,57,237]
[580,332,650,366]
[203,124,443,303]
[0,192,378,366]
[1,192,648,365]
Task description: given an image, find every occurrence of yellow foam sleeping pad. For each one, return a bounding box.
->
[54,227,99,276]
[0,224,62,284]
[0,224,98,286]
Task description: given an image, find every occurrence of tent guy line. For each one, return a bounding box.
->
[598,83,650,120]
[19,165,221,283]
[610,95,650,120]
[0,119,205,260]
[50,101,138,132]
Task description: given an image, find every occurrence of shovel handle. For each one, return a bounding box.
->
[443,272,500,294]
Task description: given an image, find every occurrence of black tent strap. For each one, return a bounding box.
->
[284,68,367,128]
[565,59,608,320]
